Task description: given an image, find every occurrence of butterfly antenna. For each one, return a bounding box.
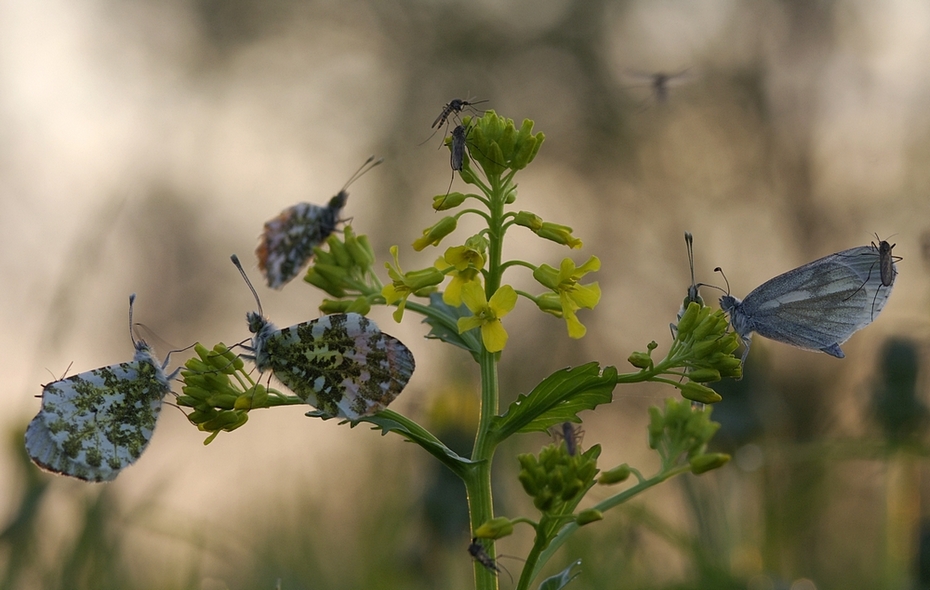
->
[342,155,383,192]
[685,232,697,286]
[714,267,731,295]
[231,254,263,317]
[128,293,139,346]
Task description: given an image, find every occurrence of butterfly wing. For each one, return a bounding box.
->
[738,246,894,355]
[264,313,415,420]
[256,202,341,289]
[25,357,170,482]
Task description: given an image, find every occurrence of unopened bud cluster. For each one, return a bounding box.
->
[518,442,600,514]
[674,302,742,384]
[178,343,263,444]
[464,111,544,178]
[304,226,382,314]
[648,398,730,474]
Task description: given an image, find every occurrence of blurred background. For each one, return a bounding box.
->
[2,0,930,588]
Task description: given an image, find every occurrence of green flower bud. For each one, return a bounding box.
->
[311,245,337,267]
[207,393,239,409]
[687,368,721,383]
[498,120,517,159]
[459,163,478,185]
[680,382,722,404]
[532,264,560,290]
[433,192,468,210]
[474,517,514,539]
[304,268,347,298]
[186,408,218,424]
[535,292,563,316]
[405,267,446,290]
[718,364,743,379]
[598,463,632,485]
[345,230,374,269]
[575,509,604,526]
[690,453,731,474]
[326,234,353,269]
[691,339,722,359]
[648,406,664,449]
[319,299,353,314]
[534,490,555,512]
[200,410,245,432]
[175,395,202,408]
[180,385,213,402]
[691,314,723,341]
[345,297,372,315]
[628,351,652,369]
[676,302,702,337]
[413,216,458,251]
[514,211,544,231]
[537,222,583,249]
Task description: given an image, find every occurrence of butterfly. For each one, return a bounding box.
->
[256,156,382,289]
[719,244,897,363]
[232,255,414,420]
[24,295,175,482]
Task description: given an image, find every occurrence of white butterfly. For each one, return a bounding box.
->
[720,243,896,362]
[25,295,175,482]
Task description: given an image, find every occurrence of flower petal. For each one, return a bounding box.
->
[481,321,509,352]
[488,285,517,315]
[460,281,488,313]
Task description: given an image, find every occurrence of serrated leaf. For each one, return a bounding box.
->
[422,292,482,360]
[350,410,477,478]
[537,559,581,590]
[491,364,617,440]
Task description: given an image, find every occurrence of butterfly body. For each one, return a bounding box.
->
[720,245,896,361]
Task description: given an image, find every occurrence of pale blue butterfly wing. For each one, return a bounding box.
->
[720,245,896,362]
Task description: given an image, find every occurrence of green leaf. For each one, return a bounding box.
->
[491,364,617,440]
[537,559,581,590]
[421,293,482,360]
[349,409,478,479]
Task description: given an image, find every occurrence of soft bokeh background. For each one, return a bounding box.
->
[2,1,930,589]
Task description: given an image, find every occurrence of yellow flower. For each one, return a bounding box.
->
[457,283,517,352]
[436,239,487,307]
[382,246,444,322]
[533,256,601,338]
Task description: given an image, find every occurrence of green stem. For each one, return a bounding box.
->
[466,348,501,590]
